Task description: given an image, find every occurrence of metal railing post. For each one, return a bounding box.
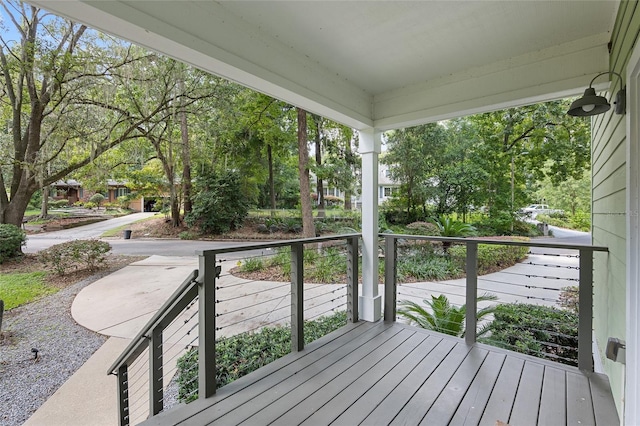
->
[149,327,163,416]
[198,252,217,398]
[117,365,129,426]
[291,242,304,352]
[384,235,397,322]
[465,241,478,345]
[346,236,359,323]
[578,248,594,371]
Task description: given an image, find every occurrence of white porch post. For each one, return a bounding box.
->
[358,128,382,322]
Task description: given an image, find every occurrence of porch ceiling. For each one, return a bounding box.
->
[30,1,617,130]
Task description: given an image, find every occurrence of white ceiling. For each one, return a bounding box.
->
[29,1,618,130]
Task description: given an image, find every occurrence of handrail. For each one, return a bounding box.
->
[107,269,199,375]
[111,233,361,425]
[379,233,609,252]
[196,233,362,256]
[381,233,608,371]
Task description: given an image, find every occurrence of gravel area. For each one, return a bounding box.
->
[0,271,114,426]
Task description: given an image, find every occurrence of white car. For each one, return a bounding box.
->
[519,204,563,218]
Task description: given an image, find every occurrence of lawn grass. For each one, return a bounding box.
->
[100,213,162,237]
[0,272,56,310]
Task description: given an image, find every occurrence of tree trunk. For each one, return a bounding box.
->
[179,79,192,216]
[40,186,49,219]
[267,144,276,216]
[297,108,315,238]
[344,137,353,210]
[314,117,325,218]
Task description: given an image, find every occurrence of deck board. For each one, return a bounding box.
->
[142,321,619,426]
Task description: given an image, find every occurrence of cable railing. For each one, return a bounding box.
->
[108,233,360,425]
[382,233,608,371]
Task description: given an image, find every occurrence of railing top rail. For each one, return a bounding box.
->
[380,233,609,252]
[107,269,199,375]
[197,233,361,256]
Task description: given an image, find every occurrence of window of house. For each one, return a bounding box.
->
[383,187,393,197]
[117,187,130,197]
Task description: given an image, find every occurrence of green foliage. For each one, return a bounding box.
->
[0,224,26,264]
[176,311,347,402]
[484,303,578,366]
[405,221,441,236]
[48,199,70,209]
[89,193,105,207]
[185,171,249,234]
[0,272,54,310]
[38,240,111,275]
[397,293,497,337]
[239,257,264,273]
[473,214,536,237]
[536,211,591,232]
[431,217,476,237]
[448,238,529,275]
[397,245,460,281]
[178,231,197,240]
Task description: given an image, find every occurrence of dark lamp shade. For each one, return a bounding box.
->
[567,87,611,116]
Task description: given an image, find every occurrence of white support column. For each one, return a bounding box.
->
[358,128,382,322]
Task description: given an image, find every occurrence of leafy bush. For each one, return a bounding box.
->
[448,238,529,275]
[484,303,578,366]
[89,193,105,207]
[176,311,347,402]
[48,199,70,208]
[38,239,111,275]
[0,224,26,264]
[185,171,249,234]
[405,221,441,236]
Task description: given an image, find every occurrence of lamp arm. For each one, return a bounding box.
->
[588,71,624,89]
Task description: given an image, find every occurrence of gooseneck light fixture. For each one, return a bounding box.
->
[567,71,626,117]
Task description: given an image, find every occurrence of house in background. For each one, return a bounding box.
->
[106,180,144,212]
[28,1,640,423]
[51,179,82,205]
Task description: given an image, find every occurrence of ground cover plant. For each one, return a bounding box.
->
[482,303,579,366]
[176,311,347,402]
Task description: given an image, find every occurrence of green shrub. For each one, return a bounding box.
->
[483,303,578,366]
[239,257,264,273]
[176,311,347,402]
[89,193,105,207]
[449,238,529,275]
[0,224,26,264]
[49,199,70,208]
[185,171,249,234]
[38,239,111,275]
[405,221,441,236]
[473,213,536,237]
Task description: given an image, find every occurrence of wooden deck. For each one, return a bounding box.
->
[143,321,619,426]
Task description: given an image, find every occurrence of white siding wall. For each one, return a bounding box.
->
[592,1,640,415]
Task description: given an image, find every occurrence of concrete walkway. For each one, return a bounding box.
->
[25,241,584,425]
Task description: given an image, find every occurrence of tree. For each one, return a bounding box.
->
[0,3,176,226]
[297,108,315,238]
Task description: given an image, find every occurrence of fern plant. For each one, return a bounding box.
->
[397,293,497,337]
